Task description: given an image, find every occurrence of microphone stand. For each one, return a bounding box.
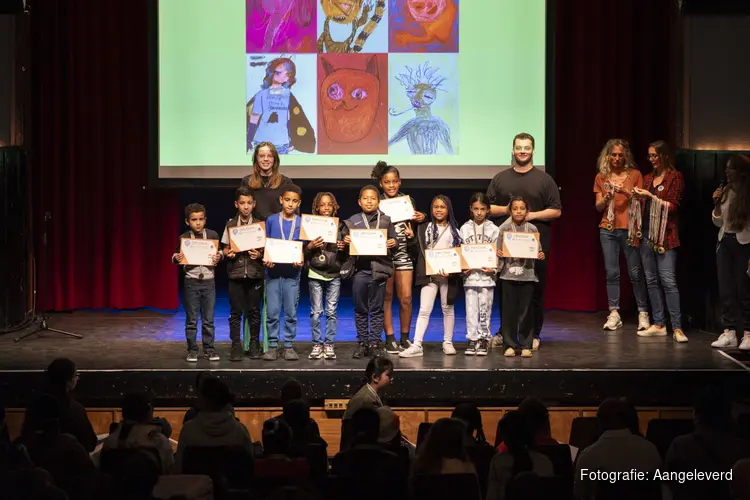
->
[14,212,83,342]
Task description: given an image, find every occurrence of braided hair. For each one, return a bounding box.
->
[426,195,462,248]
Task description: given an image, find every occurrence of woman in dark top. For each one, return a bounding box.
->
[240,141,293,221]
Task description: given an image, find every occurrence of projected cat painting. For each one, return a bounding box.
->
[317,0,389,53]
[388,55,457,155]
[246,0,317,53]
[317,54,388,154]
[389,0,459,53]
[246,55,317,154]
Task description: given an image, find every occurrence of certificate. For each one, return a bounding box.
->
[180,238,219,266]
[459,243,498,270]
[502,232,540,259]
[350,229,388,256]
[378,196,415,222]
[229,222,266,252]
[425,248,462,275]
[264,238,303,264]
[300,214,338,244]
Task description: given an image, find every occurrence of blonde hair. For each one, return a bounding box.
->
[248,142,282,189]
[597,138,636,177]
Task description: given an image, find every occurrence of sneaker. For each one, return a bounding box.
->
[385,337,403,354]
[638,312,651,331]
[248,340,263,359]
[204,351,220,362]
[352,343,367,359]
[399,343,424,358]
[603,311,623,331]
[521,349,533,358]
[400,338,412,350]
[263,347,279,361]
[504,347,516,357]
[283,347,299,361]
[370,343,385,358]
[476,339,489,356]
[229,343,244,362]
[324,344,337,359]
[465,340,477,356]
[711,330,737,348]
[443,342,457,355]
[673,329,688,343]
[186,351,198,362]
[739,333,750,351]
[532,338,540,351]
[309,344,324,360]
[638,325,667,337]
[490,335,503,349]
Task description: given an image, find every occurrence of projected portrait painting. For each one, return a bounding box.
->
[246,0,318,53]
[387,55,457,155]
[317,53,388,154]
[317,0,389,53]
[246,54,318,154]
[388,0,459,53]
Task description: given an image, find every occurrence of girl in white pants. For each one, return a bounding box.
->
[400,195,462,358]
[459,193,500,356]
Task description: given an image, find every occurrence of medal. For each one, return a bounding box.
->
[658,185,664,192]
[604,222,613,231]
[191,230,208,281]
[636,231,642,239]
[318,254,326,262]
[657,246,666,254]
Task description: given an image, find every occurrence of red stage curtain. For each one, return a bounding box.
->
[30,0,180,311]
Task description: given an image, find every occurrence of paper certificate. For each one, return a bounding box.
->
[229,223,266,252]
[378,196,415,222]
[425,248,462,275]
[350,229,388,256]
[264,238,303,264]
[502,232,540,259]
[300,214,338,244]
[460,243,498,270]
[180,238,219,266]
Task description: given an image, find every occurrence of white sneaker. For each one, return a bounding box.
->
[603,311,623,330]
[443,342,457,355]
[638,312,651,331]
[739,333,750,351]
[532,338,540,351]
[638,325,667,337]
[399,343,424,358]
[711,330,737,348]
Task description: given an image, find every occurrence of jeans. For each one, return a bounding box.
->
[265,276,300,348]
[640,246,682,329]
[184,278,216,352]
[717,234,750,332]
[228,278,263,345]
[599,229,649,311]
[309,277,341,345]
[352,270,386,345]
[501,280,534,349]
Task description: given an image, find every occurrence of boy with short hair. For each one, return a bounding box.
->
[222,186,265,361]
[173,203,222,362]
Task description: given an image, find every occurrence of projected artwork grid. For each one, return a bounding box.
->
[245,0,459,156]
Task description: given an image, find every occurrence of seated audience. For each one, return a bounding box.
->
[574,398,661,500]
[497,397,559,452]
[452,402,492,447]
[102,392,175,473]
[4,467,68,500]
[377,406,415,459]
[486,411,554,500]
[117,449,161,500]
[412,418,477,476]
[174,377,253,472]
[184,372,234,424]
[280,399,326,453]
[254,418,310,480]
[343,357,394,419]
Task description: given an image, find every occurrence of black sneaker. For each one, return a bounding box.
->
[263,347,279,361]
[385,336,403,354]
[476,339,489,356]
[186,351,199,362]
[204,351,220,362]
[248,340,263,359]
[400,337,412,350]
[353,343,367,359]
[465,341,477,356]
[229,343,244,362]
[370,343,385,357]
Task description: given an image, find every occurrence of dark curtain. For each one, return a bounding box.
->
[30,0,180,311]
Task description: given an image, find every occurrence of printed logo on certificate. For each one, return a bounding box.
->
[502,232,540,259]
[229,222,266,252]
[425,248,462,275]
[300,214,338,244]
[264,238,303,264]
[180,238,219,266]
[378,196,415,222]
[350,229,388,256]
[459,243,498,270]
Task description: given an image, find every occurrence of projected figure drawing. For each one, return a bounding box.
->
[247,0,317,52]
[317,0,386,53]
[388,61,454,155]
[389,0,458,53]
[246,57,316,154]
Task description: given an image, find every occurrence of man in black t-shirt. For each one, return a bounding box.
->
[486,133,562,350]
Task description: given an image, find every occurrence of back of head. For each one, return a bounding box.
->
[282,399,311,430]
[351,407,380,445]
[620,397,642,436]
[693,386,732,429]
[120,449,161,495]
[452,403,482,436]
[499,411,534,451]
[376,406,400,444]
[263,418,293,456]
[42,358,76,395]
[198,377,233,412]
[597,398,631,432]
[194,371,214,391]
[418,418,468,466]
[121,392,152,423]
[23,393,61,437]
[518,397,550,436]
[281,378,304,405]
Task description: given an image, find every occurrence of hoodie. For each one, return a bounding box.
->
[174,411,254,472]
[102,421,175,474]
[459,220,500,287]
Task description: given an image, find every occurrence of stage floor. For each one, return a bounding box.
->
[1,307,748,408]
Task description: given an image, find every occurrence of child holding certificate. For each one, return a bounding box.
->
[496,197,545,358]
[172,203,222,362]
[459,193,500,356]
[222,186,265,362]
[305,192,349,360]
[263,185,305,361]
[344,185,398,359]
[399,195,462,358]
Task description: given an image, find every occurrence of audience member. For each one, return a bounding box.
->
[117,449,161,500]
[255,418,310,480]
[183,372,235,424]
[497,397,559,452]
[665,387,750,500]
[281,399,326,452]
[377,406,415,459]
[3,467,68,500]
[344,357,394,419]
[452,402,490,447]
[733,458,750,500]
[486,411,554,500]
[23,358,97,453]
[174,377,253,472]
[574,398,661,500]
[102,392,175,473]
[412,418,477,476]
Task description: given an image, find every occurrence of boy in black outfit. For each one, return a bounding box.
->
[222,186,266,361]
[173,203,222,362]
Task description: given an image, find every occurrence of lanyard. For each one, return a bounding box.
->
[362,211,380,230]
[278,215,297,241]
[430,223,450,248]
